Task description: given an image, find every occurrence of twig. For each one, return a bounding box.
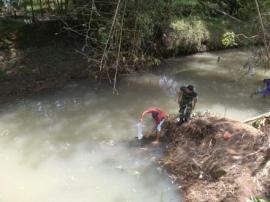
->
[199,1,243,23]
[236,33,258,39]
[61,20,85,37]
[113,0,126,95]
[214,7,243,23]
[84,0,95,49]
[254,0,270,68]
[99,0,121,71]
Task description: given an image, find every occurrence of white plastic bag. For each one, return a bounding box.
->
[136,122,144,140]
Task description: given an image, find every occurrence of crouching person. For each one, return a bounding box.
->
[140,107,168,145]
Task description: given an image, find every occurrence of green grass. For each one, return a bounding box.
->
[163,16,260,56]
[247,196,270,202]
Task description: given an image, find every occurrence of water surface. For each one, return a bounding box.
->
[1,49,270,202]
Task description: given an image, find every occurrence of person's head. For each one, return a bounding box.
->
[152,112,159,120]
[186,85,194,93]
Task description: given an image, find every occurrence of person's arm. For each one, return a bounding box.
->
[142,122,157,137]
[140,110,150,122]
[192,97,197,110]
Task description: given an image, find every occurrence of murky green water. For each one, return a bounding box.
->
[0,82,182,202]
[128,49,270,120]
[0,49,269,202]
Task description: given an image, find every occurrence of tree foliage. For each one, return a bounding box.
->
[1,0,270,72]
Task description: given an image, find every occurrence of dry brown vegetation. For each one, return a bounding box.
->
[160,115,270,202]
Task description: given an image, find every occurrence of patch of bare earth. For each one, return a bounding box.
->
[160,115,270,202]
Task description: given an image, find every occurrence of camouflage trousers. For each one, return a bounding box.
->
[179,103,192,123]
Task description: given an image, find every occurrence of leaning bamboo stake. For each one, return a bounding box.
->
[113,0,126,95]
[99,0,121,71]
[243,112,270,124]
[254,0,270,67]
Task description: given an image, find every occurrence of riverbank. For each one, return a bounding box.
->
[0,16,261,101]
[159,114,269,202]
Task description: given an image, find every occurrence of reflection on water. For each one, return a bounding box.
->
[1,49,270,202]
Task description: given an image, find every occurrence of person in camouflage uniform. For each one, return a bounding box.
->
[177,85,197,124]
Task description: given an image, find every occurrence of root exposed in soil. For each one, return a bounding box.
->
[160,115,270,202]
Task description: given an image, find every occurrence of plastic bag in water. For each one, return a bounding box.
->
[136,122,144,140]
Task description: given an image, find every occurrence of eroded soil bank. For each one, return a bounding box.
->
[160,115,270,202]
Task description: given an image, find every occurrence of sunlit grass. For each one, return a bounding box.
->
[166,16,259,54]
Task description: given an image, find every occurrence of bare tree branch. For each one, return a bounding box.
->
[84,0,95,49]
[236,34,258,39]
[214,7,243,23]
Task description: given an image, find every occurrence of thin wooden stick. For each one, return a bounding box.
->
[85,0,95,49]
[254,0,270,68]
[243,112,270,124]
[236,34,258,39]
[113,0,126,95]
[214,7,243,23]
[99,0,121,71]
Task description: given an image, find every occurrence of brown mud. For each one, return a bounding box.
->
[159,115,270,202]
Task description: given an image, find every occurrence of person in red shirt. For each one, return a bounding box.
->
[139,107,168,144]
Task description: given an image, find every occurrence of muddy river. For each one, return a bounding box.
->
[0,49,269,202]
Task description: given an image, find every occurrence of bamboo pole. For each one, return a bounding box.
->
[99,0,121,71]
[30,0,35,22]
[243,112,270,124]
[254,0,270,67]
[113,0,126,95]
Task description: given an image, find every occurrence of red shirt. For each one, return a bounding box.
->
[140,107,167,125]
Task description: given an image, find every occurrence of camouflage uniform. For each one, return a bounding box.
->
[178,86,197,122]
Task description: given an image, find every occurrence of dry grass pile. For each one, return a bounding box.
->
[160,115,270,202]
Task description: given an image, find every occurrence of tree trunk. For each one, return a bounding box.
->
[55,0,61,13]
[60,0,63,13]
[30,0,36,22]
[39,0,43,16]
[64,0,69,14]
[45,0,52,11]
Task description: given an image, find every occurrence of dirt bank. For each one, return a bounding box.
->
[0,19,155,102]
[0,17,261,102]
[160,115,270,202]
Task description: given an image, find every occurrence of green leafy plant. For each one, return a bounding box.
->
[252,118,266,129]
[222,31,237,47]
[246,196,269,202]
